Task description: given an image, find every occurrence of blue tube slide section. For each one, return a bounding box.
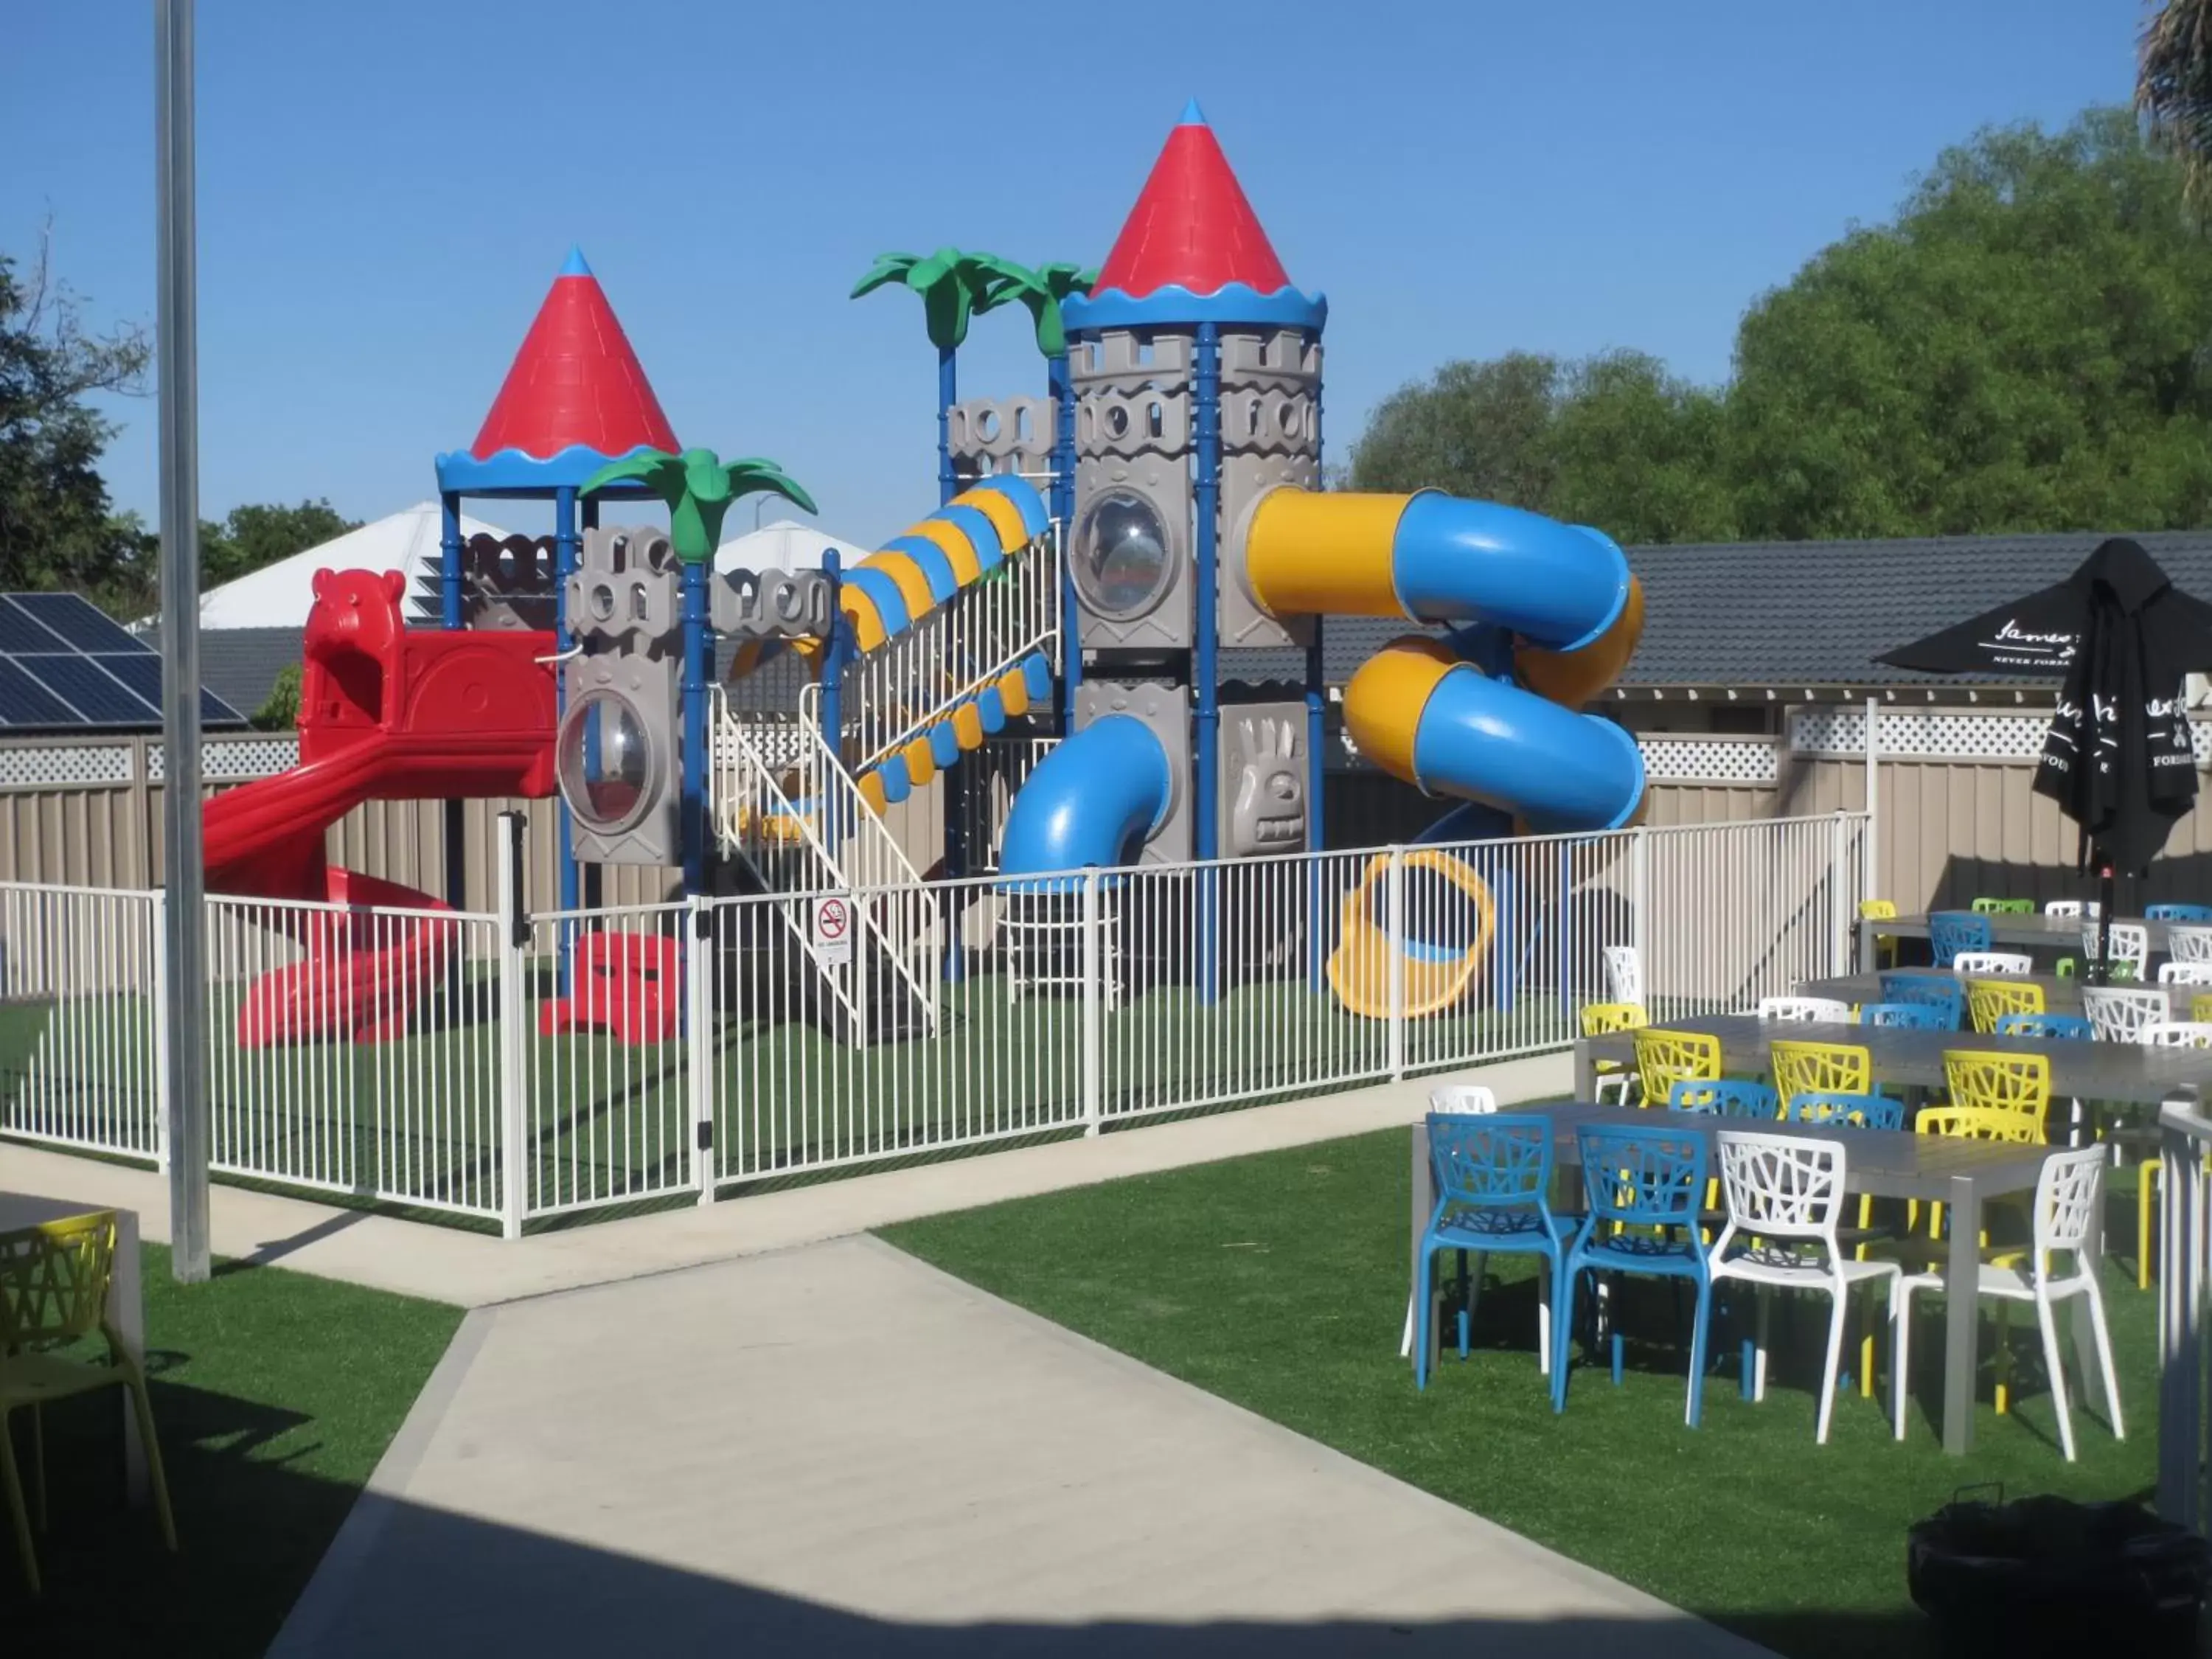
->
[995,716,1174,888]
[1393,495,1629,654]
[1408,667,1644,835]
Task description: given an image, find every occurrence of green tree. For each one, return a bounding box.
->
[2140,0,2212,212]
[1346,352,1565,511]
[0,236,154,607]
[580,449,815,561]
[252,661,301,731]
[200,498,358,588]
[1727,108,2212,539]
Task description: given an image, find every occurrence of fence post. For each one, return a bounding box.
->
[1386,844,1406,1082]
[1863,697,1881,909]
[689,894,716,1206]
[1829,811,1850,975]
[495,812,529,1241]
[150,889,171,1174]
[2157,1091,2205,1528]
[1081,866,1102,1135]
[1629,826,1651,997]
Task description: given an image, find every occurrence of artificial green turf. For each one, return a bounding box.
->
[4,1244,462,1656]
[883,1128,2162,1659]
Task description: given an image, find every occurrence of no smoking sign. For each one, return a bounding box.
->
[812,894,853,966]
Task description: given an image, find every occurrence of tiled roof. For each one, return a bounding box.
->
[200,627,303,720]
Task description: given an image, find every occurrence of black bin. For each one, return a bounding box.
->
[1909,1493,2212,1657]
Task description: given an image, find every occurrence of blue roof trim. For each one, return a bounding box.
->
[968,475,1049,540]
[1064,282,1326,333]
[434,442,666,495]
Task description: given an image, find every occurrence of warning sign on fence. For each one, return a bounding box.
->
[812,894,854,967]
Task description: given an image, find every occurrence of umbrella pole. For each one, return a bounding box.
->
[2095,866,2117,986]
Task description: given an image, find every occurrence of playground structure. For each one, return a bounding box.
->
[191,102,1649,1057]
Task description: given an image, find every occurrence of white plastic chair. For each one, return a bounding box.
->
[2158,961,2212,987]
[1708,1131,1902,1445]
[1893,1147,2121,1459]
[2167,925,2212,964]
[2044,900,2100,919]
[2139,1020,2212,1048]
[1952,950,2033,975]
[2081,922,2150,980]
[2081,985,2168,1043]
[1429,1084,1500,1114]
[1602,944,1643,1007]
[1756,996,1852,1023]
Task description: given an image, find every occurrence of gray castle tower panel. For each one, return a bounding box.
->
[573,526,680,658]
[1074,678,1191,864]
[561,650,681,866]
[462,532,559,633]
[1071,330,1194,652]
[1219,329,1321,651]
[947,395,1057,490]
[1219,700,1311,857]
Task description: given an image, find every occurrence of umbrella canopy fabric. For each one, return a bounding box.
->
[1881,537,2212,877]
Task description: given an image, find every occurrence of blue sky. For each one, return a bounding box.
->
[4,0,2138,548]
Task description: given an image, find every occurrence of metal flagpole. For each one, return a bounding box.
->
[156,0,211,1283]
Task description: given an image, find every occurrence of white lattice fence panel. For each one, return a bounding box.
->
[1795,707,2212,765]
[1637,737,1778,785]
[148,737,297,783]
[0,745,133,789]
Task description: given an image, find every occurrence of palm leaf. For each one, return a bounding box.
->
[580,451,685,501]
[723,458,819,518]
[849,251,920,300]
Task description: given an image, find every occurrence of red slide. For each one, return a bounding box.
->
[203,568,560,1046]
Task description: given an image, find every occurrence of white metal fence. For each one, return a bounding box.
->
[0,813,1866,1235]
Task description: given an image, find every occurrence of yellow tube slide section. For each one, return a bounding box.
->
[1245,491,1418,620]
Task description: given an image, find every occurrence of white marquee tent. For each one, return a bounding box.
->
[196,501,512,630]
[714,519,871,577]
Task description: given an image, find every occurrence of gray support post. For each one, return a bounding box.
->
[440,492,466,910]
[1082,866,1102,1135]
[1387,844,1406,1080]
[554,485,580,919]
[156,0,210,1284]
[496,812,529,1239]
[1863,696,1881,908]
[1194,321,1222,1004]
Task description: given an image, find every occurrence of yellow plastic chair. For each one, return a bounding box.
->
[1943,1049,2052,1139]
[1859,899,1901,970]
[2194,992,2212,1024]
[1770,1038,1872,1107]
[1580,1001,1649,1105]
[0,1211,177,1593]
[1965,978,2045,1034]
[1630,1027,1721,1108]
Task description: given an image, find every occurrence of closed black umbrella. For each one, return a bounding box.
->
[1879,538,2212,977]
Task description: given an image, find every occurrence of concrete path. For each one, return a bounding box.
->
[0,1054,1568,1307]
[271,1234,1772,1658]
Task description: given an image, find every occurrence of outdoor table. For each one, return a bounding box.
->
[0,1193,148,1501]
[1410,1102,2075,1456]
[1858,911,2178,972]
[1796,970,2191,1019]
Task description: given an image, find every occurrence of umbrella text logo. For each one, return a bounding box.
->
[1981,619,2078,668]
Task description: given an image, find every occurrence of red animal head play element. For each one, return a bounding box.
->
[302,568,408,742]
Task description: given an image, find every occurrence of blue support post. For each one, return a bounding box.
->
[439,492,466,912]
[680,556,709,900]
[1194,321,1222,1004]
[818,552,844,860]
[554,487,581,919]
[1304,329,1326,992]
[1049,349,1080,734]
[936,347,958,509]
[579,496,602,912]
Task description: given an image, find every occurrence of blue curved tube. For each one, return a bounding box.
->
[1392,494,1629,653]
[998,716,1173,888]
[1409,667,1644,834]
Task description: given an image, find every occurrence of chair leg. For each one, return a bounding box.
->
[1817,1285,1851,1446]
[1892,1284,1914,1441]
[1686,1276,1713,1430]
[29,1401,43,1532]
[1535,1259,1553,1374]
[1414,1251,1436,1391]
[2032,1291,2078,1463]
[123,1374,178,1552]
[1995,1300,2011,1416]
[1463,1251,1484,1360]
[1551,1266,1579,1414]
[2084,1281,2126,1441]
[0,1412,36,1595]
[1754,1284,1773,1403]
[2140,1161,2160,1293]
[1399,1293,1413,1360]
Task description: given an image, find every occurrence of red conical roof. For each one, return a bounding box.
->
[469,249,678,462]
[1091,102,1293,300]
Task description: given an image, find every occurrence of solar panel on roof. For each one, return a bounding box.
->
[0,600,69,656]
[10,592,149,655]
[0,659,85,728]
[19,656,155,725]
[92,653,245,726]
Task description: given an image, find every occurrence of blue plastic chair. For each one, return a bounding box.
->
[2148,904,2212,922]
[1994,1012,2095,1041]
[1415,1113,1575,1391]
[1782,1090,1905,1130]
[1877,973,1965,1029]
[1554,1124,1713,1425]
[1929,911,1993,967]
[1860,1000,1952,1030]
[1666,1078,1781,1118]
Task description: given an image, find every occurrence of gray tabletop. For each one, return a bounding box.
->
[1579,1013,2212,1105]
[1863,912,2179,952]
[1798,970,2194,1019]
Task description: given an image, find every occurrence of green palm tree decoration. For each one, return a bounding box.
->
[2141,0,2212,212]
[981,260,1098,359]
[853,247,1044,505]
[580,448,816,564]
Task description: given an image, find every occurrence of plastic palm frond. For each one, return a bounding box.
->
[722,457,819,518]
[849,251,921,300]
[580,449,686,502]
